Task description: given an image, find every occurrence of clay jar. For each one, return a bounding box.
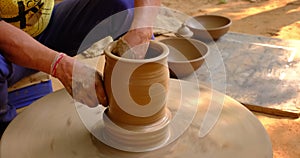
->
[103,40,170,127]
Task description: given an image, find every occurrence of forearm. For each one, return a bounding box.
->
[131,0,161,29]
[123,0,161,48]
[134,0,161,7]
[0,21,57,74]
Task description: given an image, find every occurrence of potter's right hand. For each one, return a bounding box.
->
[53,54,108,107]
[112,28,152,59]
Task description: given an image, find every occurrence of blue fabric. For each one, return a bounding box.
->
[0,54,36,122]
[0,54,13,122]
[1,0,134,122]
[38,0,135,56]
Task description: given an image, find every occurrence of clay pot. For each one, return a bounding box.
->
[185,14,232,41]
[160,37,209,78]
[103,40,170,127]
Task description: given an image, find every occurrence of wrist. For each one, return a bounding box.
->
[50,53,65,77]
[52,54,74,80]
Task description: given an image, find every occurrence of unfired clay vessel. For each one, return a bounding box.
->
[102,41,171,151]
[185,15,232,41]
[103,40,170,127]
[160,37,209,78]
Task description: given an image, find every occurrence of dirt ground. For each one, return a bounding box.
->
[161,0,300,157]
[162,0,300,40]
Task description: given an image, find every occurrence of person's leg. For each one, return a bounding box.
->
[0,55,15,123]
[38,0,135,56]
[0,54,36,136]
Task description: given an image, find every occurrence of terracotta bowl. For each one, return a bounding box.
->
[185,15,232,41]
[160,37,209,78]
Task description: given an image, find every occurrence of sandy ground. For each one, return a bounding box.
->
[160,0,300,157]
[162,0,300,40]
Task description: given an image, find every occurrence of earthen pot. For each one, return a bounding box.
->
[185,14,232,41]
[160,37,209,78]
[103,40,170,127]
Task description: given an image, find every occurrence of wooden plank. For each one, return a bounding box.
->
[8,72,51,92]
[242,103,299,119]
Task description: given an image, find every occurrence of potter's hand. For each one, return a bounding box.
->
[112,28,152,59]
[53,55,108,107]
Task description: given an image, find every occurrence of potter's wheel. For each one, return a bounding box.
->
[0,79,272,158]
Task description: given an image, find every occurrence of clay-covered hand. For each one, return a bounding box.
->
[54,55,108,107]
[112,28,152,59]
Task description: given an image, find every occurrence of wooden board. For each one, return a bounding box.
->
[8,72,50,92]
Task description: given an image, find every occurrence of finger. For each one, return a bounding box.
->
[95,72,108,107]
[85,92,99,108]
[77,89,98,108]
[131,42,149,59]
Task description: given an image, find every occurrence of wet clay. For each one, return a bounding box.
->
[1,79,272,158]
[104,40,170,126]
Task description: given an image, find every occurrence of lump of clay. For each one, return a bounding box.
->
[82,36,113,58]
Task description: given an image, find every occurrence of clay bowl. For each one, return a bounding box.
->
[185,15,232,41]
[160,37,209,78]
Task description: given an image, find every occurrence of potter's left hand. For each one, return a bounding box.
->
[72,63,108,107]
[113,28,152,59]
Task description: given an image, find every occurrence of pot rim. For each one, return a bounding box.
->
[160,37,210,64]
[185,14,232,31]
[104,40,169,63]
